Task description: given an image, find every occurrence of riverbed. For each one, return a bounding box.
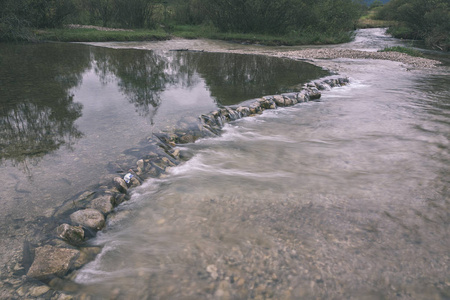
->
[1,28,449,299]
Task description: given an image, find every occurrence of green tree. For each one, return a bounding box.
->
[377,0,449,50]
[201,0,362,35]
[27,0,77,27]
[114,0,156,28]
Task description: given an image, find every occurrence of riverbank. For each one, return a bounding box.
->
[201,48,440,69]
[31,25,442,68]
[33,24,353,46]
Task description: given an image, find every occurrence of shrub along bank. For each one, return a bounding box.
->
[375,0,450,51]
[1,0,365,45]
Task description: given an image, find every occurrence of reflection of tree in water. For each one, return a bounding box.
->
[91,49,326,122]
[0,44,326,169]
[0,43,90,168]
[92,48,200,124]
[183,52,328,105]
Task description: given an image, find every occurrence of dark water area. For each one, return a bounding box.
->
[0,41,327,295]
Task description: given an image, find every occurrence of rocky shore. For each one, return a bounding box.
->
[1,76,349,299]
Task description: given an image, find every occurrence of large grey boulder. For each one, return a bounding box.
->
[27,245,80,280]
[70,208,105,230]
[56,223,85,245]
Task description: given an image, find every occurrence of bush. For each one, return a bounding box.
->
[202,0,362,35]
[376,0,450,51]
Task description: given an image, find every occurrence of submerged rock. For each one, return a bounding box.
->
[56,224,85,245]
[27,245,79,280]
[29,285,50,297]
[73,247,102,269]
[70,209,105,231]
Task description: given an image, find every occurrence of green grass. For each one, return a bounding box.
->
[378,46,424,57]
[357,8,398,29]
[171,24,354,46]
[34,25,354,46]
[35,28,170,42]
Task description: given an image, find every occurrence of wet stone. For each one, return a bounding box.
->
[308,88,321,100]
[90,195,115,214]
[73,247,102,269]
[206,265,219,280]
[136,159,145,174]
[70,209,105,231]
[56,224,85,245]
[273,95,285,107]
[129,176,141,188]
[113,177,128,194]
[27,245,80,280]
[29,285,50,297]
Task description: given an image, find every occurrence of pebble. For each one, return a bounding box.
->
[206,264,219,280]
[29,285,50,297]
[212,48,439,68]
[16,286,26,297]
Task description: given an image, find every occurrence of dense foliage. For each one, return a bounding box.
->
[201,0,363,35]
[376,0,450,51]
[0,0,365,42]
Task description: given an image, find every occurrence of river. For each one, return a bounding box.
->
[1,28,449,299]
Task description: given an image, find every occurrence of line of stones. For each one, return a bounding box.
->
[25,76,349,293]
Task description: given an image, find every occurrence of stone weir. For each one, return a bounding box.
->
[21,76,349,296]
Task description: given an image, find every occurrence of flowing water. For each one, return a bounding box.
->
[70,30,450,299]
[1,29,449,299]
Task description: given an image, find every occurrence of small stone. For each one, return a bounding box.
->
[113,177,128,193]
[206,264,218,280]
[129,176,141,188]
[13,263,23,271]
[56,293,74,300]
[70,209,105,230]
[236,278,245,287]
[16,286,26,297]
[29,285,50,297]
[137,159,144,170]
[27,245,80,280]
[57,224,85,245]
[273,95,285,106]
[114,193,130,205]
[172,149,180,158]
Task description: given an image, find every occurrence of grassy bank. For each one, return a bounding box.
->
[34,25,354,46]
[357,8,398,29]
[34,28,170,42]
[378,46,424,57]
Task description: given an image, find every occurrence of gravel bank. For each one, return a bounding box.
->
[207,48,440,69]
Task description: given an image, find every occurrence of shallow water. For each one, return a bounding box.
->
[0,43,325,285]
[73,34,450,298]
[1,29,449,299]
